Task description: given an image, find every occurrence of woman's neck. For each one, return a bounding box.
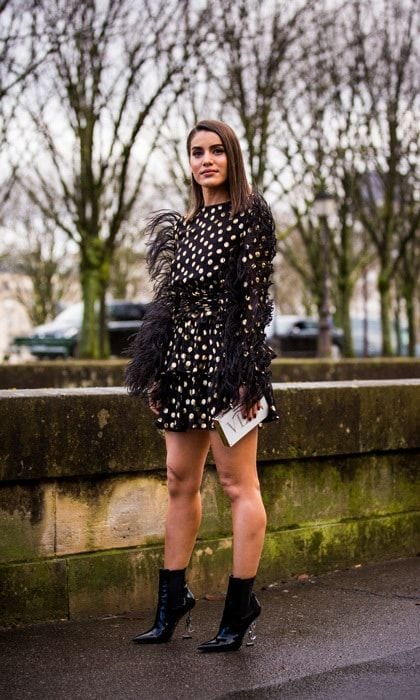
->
[202,186,230,206]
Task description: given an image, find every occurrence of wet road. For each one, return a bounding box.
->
[1,557,419,699]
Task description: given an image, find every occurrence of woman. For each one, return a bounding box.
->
[125,119,279,652]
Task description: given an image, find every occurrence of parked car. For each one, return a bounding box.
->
[11,300,149,359]
[266,315,344,358]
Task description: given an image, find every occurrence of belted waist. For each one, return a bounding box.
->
[178,292,226,317]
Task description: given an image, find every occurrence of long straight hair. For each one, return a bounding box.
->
[185,120,251,221]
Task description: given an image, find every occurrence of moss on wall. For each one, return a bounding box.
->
[260,512,420,580]
[2,452,418,566]
[0,559,68,625]
[1,511,419,625]
[0,483,55,563]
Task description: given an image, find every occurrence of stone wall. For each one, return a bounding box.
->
[0,380,419,626]
[1,357,420,389]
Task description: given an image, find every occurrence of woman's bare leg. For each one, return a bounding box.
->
[209,427,266,578]
[163,428,211,570]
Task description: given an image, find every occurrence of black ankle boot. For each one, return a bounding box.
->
[132,568,195,644]
[197,575,261,653]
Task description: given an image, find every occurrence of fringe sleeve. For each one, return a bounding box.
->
[214,191,277,414]
[124,210,182,404]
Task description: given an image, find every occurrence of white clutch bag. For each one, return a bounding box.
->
[213,396,269,447]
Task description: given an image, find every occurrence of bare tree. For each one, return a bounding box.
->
[22,0,193,358]
[397,230,420,355]
[0,0,51,214]
[1,241,74,328]
[351,0,419,355]
[0,195,76,325]
[108,222,151,302]
[266,0,420,357]
[202,0,315,192]
[272,2,375,355]
[149,83,213,211]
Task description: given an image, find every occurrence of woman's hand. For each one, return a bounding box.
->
[239,386,261,421]
[148,399,161,416]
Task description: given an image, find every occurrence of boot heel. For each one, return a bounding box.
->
[245,621,257,646]
[182,610,194,639]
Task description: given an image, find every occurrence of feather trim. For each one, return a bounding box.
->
[124,210,182,404]
[213,190,277,414]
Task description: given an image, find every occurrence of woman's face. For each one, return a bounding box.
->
[189,131,228,192]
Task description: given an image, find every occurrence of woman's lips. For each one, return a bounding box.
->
[201,170,218,175]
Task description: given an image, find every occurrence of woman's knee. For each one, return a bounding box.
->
[166,462,201,499]
[217,467,261,503]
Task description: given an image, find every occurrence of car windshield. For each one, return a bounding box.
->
[299,320,318,331]
[274,316,304,333]
[48,301,147,328]
[108,302,147,321]
[50,303,83,327]
[275,319,294,333]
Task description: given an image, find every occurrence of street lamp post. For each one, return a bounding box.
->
[313,191,336,358]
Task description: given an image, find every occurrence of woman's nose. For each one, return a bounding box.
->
[203,151,213,165]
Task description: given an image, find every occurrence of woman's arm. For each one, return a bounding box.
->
[238,194,276,374]
[124,211,181,404]
[214,192,277,416]
[236,192,277,409]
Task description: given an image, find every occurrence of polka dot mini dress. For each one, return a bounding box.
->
[125,192,279,432]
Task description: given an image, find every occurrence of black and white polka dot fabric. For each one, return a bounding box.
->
[125,193,280,432]
[156,202,236,430]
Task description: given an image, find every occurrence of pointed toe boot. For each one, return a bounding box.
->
[197,575,261,653]
[133,568,195,644]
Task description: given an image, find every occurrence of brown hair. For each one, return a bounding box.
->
[185,120,251,221]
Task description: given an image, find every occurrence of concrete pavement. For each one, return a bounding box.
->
[1,557,419,699]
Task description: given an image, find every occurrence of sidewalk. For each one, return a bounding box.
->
[1,557,419,699]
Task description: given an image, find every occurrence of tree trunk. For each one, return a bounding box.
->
[402,281,417,357]
[337,281,354,357]
[362,268,369,357]
[378,273,393,356]
[79,239,109,359]
[341,298,354,357]
[99,256,111,359]
[79,260,101,359]
[393,296,402,356]
[334,211,354,357]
